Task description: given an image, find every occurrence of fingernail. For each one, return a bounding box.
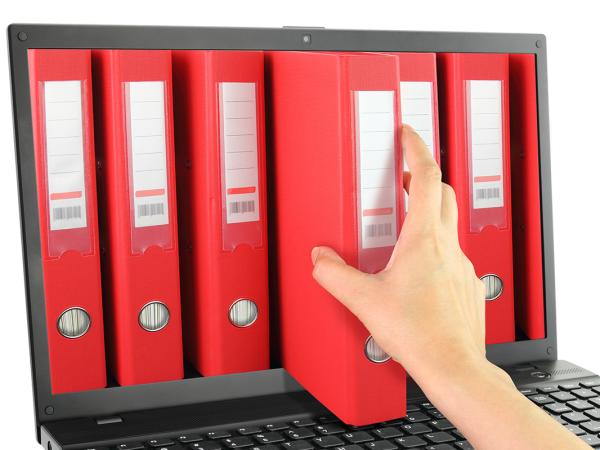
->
[311,247,320,265]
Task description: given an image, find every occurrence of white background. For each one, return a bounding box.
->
[1,0,598,447]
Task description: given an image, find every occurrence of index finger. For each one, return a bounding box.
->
[401,125,443,230]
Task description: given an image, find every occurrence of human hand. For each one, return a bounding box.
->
[310,125,488,385]
[310,125,589,450]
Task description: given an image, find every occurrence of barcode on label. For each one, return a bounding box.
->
[365,223,393,239]
[52,206,82,222]
[475,187,501,201]
[229,200,256,215]
[137,202,165,218]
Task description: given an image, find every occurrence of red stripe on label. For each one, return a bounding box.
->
[50,191,82,200]
[474,175,501,183]
[363,207,394,217]
[135,188,165,198]
[227,186,256,195]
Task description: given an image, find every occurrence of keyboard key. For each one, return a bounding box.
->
[401,423,432,435]
[549,391,576,402]
[315,424,346,435]
[405,412,429,423]
[585,409,600,420]
[147,438,175,447]
[342,431,374,443]
[364,440,398,450]
[287,429,317,440]
[254,432,285,444]
[238,427,263,436]
[395,436,426,448]
[178,434,203,444]
[420,402,435,410]
[382,419,405,427]
[207,431,232,439]
[545,402,571,414]
[347,424,372,431]
[282,440,314,450]
[116,444,144,450]
[580,434,600,447]
[580,420,600,434]
[223,437,255,448]
[317,415,338,424]
[549,414,567,425]
[292,418,317,427]
[429,419,454,431]
[423,432,455,444]
[518,388,536,396]
[572,388,598,400]
[251,446,280,450]
[581,380,600,388]
[453,430,465,440]
[566,400,594,411]
[562,412,591,424]
[428,409,444,420]
[424,445,454,450]
[565,425,585,436]
[454,442,474,449]
[373,428,403,439]
[559,383,580,391]
[265,423,290,431]
[538,386,559,394]
[313,436,345,448]
[405,404,419,413]
[189,442,222,450]
[83,447,109,450]
[590,398,600,408]
[528,394,553,406]
[334,446,363,450]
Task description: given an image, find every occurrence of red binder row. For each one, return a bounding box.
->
[28,48,545,425]
[28,49,269,393]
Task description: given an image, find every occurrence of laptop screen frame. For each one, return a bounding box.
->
[7,24,557,428]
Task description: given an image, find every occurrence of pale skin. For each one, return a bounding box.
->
[310,126,589,450]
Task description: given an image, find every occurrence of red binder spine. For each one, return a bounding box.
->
[268,51,406,425]
[394,53,441,213]
[438,53,515,344]
[28,49,107,394]
[172,50,269,376]
[92,50,183,385]
[509,54,545,339]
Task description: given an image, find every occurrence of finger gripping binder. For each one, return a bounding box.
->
[392,52,441,212]
[172,50,269,376]
[268,51,406,425]
[438,53,515,344]
[28,49,107,394]
[92,50,184,386]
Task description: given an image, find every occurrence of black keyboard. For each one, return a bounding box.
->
[82,378,600,450]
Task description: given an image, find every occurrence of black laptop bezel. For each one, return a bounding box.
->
[7,24,557,430]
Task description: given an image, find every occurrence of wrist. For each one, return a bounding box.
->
[405,346,514,401]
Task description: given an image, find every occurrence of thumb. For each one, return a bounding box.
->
[311,246,374,317]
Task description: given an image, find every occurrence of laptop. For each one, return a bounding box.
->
[8,24,600,450]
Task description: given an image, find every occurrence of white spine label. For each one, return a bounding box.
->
[400,81,435,213]
[220,82,260,224]
[467,80,504,210]
[44,80,87,231]
[127,81,169,228]
[355,91,397,250]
